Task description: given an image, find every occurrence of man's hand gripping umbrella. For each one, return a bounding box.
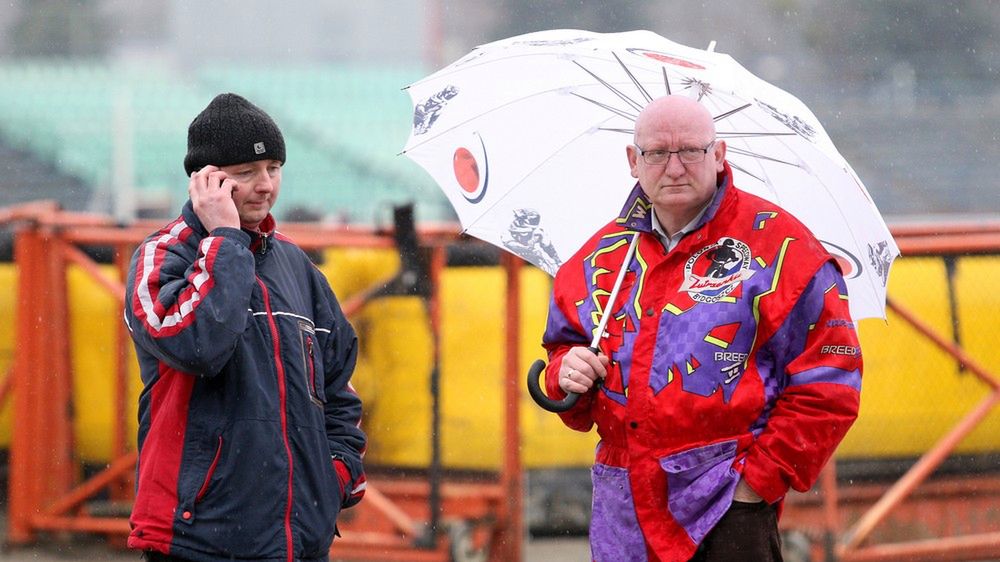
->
[526,231,641,412]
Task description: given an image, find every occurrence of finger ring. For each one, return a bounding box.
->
[565,369,575,378]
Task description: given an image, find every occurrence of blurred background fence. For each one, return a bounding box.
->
[1,205,1000,561]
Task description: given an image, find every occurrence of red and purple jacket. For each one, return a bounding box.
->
[543,164,861,562]
[125,201,367,562]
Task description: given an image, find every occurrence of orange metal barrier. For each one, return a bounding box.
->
[781,220,1000,562]
[5,202,1000,562]
[1,201,520,562]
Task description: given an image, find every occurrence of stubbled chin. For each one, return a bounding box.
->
[654,190,693,203]
[239,207,270,228]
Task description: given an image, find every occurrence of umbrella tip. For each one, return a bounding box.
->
[707,40,717,52]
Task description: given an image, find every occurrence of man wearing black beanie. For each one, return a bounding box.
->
[124,93,367,562]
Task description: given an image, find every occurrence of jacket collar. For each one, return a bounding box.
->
[615,160,734,233]
[181,199,276,252]
[246,214,276,253]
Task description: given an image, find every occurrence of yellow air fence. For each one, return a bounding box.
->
[2,228,1000,472]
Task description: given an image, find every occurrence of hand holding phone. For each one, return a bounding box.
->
[189,165,240,232]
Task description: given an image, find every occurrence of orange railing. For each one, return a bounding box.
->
[782,220,1000,562]
[4,204,1000,561]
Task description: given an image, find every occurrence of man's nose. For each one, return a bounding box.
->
[663,153,687,176]
[253,175,275,192]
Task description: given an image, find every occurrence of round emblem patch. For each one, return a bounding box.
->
[680,237,756,303]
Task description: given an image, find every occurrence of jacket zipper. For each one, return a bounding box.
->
[258,277,295,562]
[306,336,318,402]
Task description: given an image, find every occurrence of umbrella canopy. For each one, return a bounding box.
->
[402,29,898,321]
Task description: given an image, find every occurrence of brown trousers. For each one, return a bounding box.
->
[688,500,783,562]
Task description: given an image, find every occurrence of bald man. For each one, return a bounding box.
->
[541,96,862,561]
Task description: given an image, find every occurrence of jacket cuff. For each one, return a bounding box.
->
[545,352,596,432]
[333,458,367,508]
[211,226,251,248]
[741,452,790,504]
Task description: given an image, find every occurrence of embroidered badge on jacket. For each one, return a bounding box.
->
[680,237,755,303]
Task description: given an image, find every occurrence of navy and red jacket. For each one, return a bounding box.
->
[125,201,367,562]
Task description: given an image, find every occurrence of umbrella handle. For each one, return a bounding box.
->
[525,347,602,413]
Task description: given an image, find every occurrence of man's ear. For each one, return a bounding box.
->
[626,144,640,179]
[714,140,727,172]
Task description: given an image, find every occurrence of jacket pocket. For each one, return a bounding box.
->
[178,421,289,557]
[659,439,740,545]
[590,463,648,562]
[176,433,224,526]
[195,435,223,503]
[299,321,325,406]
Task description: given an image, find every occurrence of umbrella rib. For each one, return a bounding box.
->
[717,132,798,138]
[573,60,645,112]
[662,67,671,95]
[599,127,636,135]
[612,52,653,103]
[570,92,639,121]
[727,160,766,183]
[710,95,810,190]
[726,146,800,166]
[714,103,753,122]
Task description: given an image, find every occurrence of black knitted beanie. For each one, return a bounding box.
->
[183,93,286,176]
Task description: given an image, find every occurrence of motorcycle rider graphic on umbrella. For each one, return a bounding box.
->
[501,208,562,275]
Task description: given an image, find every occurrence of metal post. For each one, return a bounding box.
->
[493,252,524,562]
[821,461,840,562]
[943,256,965,374]
[421,244,445,548]
[112,244,134,512]
[9,224,75,543]
[8,226,41,544]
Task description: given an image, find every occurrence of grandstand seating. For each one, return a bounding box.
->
[3,60,995,223]
[0,59,453,224]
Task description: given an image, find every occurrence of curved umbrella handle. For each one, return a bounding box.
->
[526,359,580,413]
[525,347,602,413]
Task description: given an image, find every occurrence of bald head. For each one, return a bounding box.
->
[634,95,716,145]
[627,95,726,234]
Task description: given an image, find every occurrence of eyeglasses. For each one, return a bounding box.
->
[634,141,716,165]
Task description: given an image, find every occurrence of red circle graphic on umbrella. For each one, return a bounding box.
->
[454,148,478,190]
[452,134,489,203]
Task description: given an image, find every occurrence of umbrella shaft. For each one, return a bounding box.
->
[591,231,641,349]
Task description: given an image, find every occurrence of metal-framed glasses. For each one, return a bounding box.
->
[634,140,716,165]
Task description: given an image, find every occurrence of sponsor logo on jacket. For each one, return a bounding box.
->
[680,237,755,303]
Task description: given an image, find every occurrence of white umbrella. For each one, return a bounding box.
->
[403,28,897,323]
